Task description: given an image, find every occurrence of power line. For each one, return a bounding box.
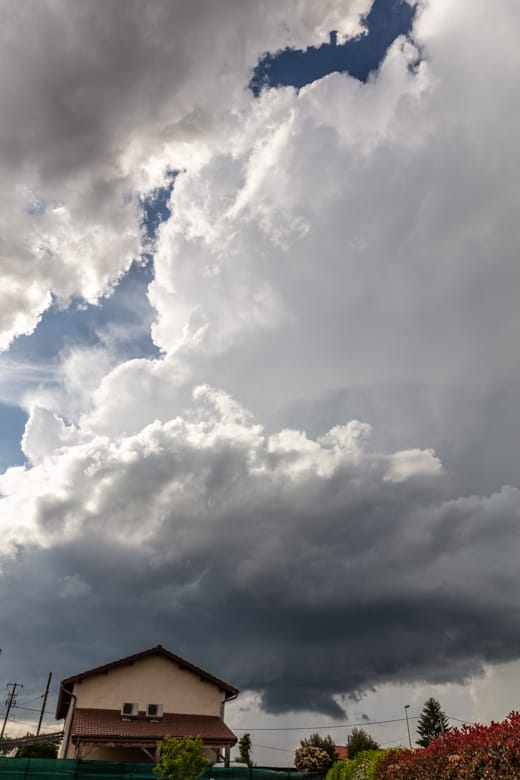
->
[448,715,477,726]
[234,715,419,732]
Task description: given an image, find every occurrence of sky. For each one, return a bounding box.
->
[1,0,520,765]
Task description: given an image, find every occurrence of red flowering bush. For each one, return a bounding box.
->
[376,711,520,779]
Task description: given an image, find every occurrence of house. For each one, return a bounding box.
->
[55,644,238,763]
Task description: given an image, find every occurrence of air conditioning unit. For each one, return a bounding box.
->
[146,703,164,721]
[121,702,139,720]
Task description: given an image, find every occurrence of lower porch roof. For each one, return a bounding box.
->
[71,709,237,745]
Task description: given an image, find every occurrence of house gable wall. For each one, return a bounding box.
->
[72,655,224,715]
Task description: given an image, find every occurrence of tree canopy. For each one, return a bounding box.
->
[154,735,208,780]
[347,728,379,759]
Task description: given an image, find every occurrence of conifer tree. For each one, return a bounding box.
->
[416,698,450,747]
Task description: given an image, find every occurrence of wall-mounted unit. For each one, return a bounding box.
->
[121,702,139,720]
[146,703,163,721]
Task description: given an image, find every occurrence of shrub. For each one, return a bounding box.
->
[348,750,387,780]
[327,751,388,780]
[326,760,349,780]
[154,735,208,780]
[295,745,332,772]
[300,734,338,768]
[376,711,520,780]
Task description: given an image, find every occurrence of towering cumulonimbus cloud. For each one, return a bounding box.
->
[0,0,370,349]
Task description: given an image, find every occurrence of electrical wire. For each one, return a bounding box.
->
[448,715,477,726]
[233,716,419,731]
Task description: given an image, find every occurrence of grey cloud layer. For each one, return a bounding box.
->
[1,389,520,715]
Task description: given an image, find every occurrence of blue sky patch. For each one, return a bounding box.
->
[7,260,160,365]
[0,402,28,473]
[6,181,176,368]
[250,0,416,95]
[141,175,175,246]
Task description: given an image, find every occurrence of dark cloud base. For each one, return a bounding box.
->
[2,419,519,718]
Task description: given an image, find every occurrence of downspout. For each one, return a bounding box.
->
[60,686,77,760]
[220,690,238,719]
[221,691,238,767]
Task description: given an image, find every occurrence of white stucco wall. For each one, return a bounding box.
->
[72,655,225,714]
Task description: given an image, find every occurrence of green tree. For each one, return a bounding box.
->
[347,729,379,760]
[154,735,208,780]
[235,732,253,766]
[416,697,450,747]
[300,733,338,769]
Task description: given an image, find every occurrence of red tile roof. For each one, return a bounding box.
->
[56,645,238,719]
[335,746,348,760]
[71,708,237,745]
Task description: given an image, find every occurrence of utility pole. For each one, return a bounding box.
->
[1,683,23,740]
[37,673,52,735]
[404,704,412,749]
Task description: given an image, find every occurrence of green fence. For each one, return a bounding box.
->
[0,760,323,780]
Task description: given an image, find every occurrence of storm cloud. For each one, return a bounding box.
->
[2,387,520,716]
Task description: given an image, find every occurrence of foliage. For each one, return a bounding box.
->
[236,732,253,766]
[326,759,349,780]
[154,735,208,780]
[416,697,450,747]
[17,739,59,758]
[300,733,338,768]
[295,745,332,772]
[1,733,60,759]
[326,751,387,780]
[375,711,520,779]
[348,750,387,780]
[348,729,380,759]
